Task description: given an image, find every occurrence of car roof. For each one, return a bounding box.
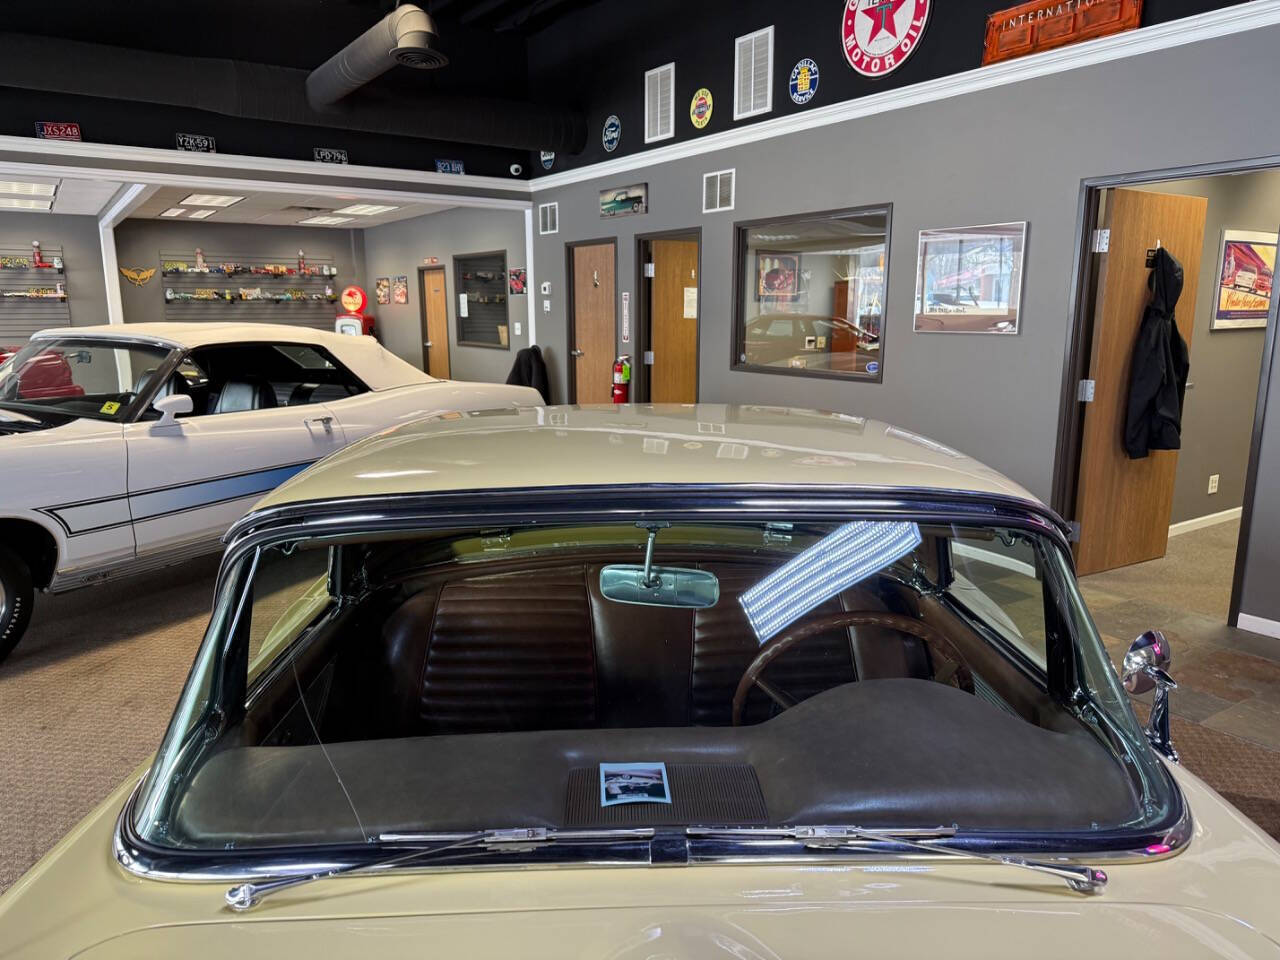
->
[32,323,433,391]
[252,403,1042,512]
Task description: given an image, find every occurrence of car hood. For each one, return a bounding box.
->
[64,902,1280,959]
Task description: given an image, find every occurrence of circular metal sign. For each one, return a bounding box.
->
[841,0,931,77]
[602,115,622,152]
[690,88,713,129]
[789,58,820,104]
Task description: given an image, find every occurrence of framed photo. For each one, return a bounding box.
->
[913,221,1027,334]
[755,252,800,300]
[374,277,390,305]
[1212,229,1275,330]
[392,275,408,305]
[599,762,672,806]
[599,183,647,218]
[508,268,527,295]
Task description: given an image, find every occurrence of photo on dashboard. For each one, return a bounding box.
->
[599,762,672,806]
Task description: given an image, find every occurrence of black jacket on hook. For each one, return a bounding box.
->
[1124,247,1190,459]
[505,344,551,404]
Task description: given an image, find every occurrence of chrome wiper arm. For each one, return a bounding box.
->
[687,825,1107,895]
[224,827,652,912]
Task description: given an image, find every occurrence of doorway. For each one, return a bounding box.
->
[418,266,450,379]
[637,230,700,403]
[1056,164,1279,625]
[566,239,617,403]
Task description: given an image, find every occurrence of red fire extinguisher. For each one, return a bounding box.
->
[611,355,631,404]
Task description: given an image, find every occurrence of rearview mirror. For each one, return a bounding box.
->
[599,565,720,609]
[152,393,193,429]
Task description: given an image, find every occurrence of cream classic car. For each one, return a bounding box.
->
[3,404,1280,958]
[0,322,541,661]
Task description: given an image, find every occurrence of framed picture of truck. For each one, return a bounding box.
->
[1212,229,1275,330]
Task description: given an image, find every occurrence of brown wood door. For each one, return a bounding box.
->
[1074,188,1208,575]
[649,238,699,403]
[569,242,616,403]
[419,267,450,379]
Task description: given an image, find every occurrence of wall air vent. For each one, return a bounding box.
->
[734,26,773,120]
[644,62,675,144]
[538,201,559,235]
[702,169,735,213]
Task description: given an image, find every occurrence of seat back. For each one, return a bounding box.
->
[213,378,277,414]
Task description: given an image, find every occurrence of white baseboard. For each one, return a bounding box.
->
[1168,506,1242,538]
[1237,613,1280,639]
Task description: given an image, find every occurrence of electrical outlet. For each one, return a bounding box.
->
[1208,474,1220,495]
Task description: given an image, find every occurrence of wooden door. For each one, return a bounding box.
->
[1074,188,1207,575]
[419,268,450,379]
[649,238,699,403]
[569,242,616,403]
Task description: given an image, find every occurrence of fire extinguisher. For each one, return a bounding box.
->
[612,355,631,404]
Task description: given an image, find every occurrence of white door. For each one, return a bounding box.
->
[123,404,345,557]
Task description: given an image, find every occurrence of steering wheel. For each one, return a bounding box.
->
[732,611,975,726]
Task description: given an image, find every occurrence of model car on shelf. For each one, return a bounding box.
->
[0,322,542,662]
[3,403,1278,957]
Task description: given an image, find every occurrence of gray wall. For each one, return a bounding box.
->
[113,219,362,326]
[361,207,528,382]
[0,211,107,340]
[1238,317,1279,625]
[530,25,1280,510]
[1132,174,1275,525]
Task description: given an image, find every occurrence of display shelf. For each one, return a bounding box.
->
[454,251,509,348]
[160,249,340,329]
[0,244,70,342]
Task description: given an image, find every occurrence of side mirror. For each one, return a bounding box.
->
[152,393,193,430]
[1122,630,1178,762]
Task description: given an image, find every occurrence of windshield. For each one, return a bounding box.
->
[132,508,1174,856]
[0,337,173,422]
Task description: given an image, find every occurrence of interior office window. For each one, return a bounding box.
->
[734,26,773,120]
[734,206,890,381]
[644,63,675,143]
[454,251,510,348]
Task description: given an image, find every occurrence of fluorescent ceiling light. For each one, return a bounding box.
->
[0,197,53,210]
[160,207,187,217]
[297,215,354,225]
[332,203,400,216]
[739,520,922,643]
[0,181,57,197]
[180,193,243,207]
[188,209,217,219]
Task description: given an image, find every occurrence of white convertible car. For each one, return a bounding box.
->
[0,322,542,661]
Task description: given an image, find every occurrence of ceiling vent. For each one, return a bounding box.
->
[538,202,559,235]
[307,4,446,109]
[644,63,675,143]
[702,169,735,213]
[734,26,773,120]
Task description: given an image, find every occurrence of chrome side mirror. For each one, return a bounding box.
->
[1122,630,1178,762]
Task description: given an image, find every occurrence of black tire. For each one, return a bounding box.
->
[0,544,33,664]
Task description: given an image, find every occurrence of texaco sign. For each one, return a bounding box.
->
[842,0,931,77]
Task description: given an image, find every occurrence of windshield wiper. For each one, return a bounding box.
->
[224,827,653,911]
[686,825,1107,895]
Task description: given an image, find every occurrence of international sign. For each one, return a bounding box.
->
[982,0,1143,65]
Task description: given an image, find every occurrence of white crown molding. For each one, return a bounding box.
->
[531,0,1280,191]
[0,0,1273,202]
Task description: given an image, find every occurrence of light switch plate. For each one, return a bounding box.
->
[513,321,522,336]
[543,299,551,313]
[1208,474,1220,494]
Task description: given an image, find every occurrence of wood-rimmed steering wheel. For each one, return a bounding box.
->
[731,611,976,726]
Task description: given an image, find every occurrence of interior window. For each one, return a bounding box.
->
[176,342,368,416]
[947,531,1048,669]
[246,545,333,682]
[736,206,889,379]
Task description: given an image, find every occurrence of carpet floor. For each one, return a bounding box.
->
[2,520,1278,895]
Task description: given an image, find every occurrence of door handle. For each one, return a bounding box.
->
[306,415,335,435]
[571,349,585,358]
[424,340,434,347]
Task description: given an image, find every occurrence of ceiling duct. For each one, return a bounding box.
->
[0,32,586,155]
[306,4,447,110]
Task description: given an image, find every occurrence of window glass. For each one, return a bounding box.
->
[737,208,888,379]
[947,531,1047,669]
[247,545,333,681]
[181,342,366,415]
[0,338,172,422]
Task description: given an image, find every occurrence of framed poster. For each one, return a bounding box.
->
[392,275,408,305]
[599,183,647,218]
[1212,229,1275,330]
[913,222,1026,334]
[374,277,390,305]
[755,252,800,300]
[508,268,527,295]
